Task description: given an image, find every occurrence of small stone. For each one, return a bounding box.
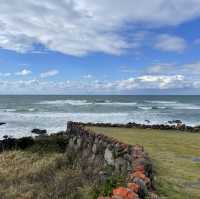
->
[31,129,47,135]
[133,165,145,174]
[131,171,146,180]
[133,177,148,198]
[3,135,9,139]
[127,183,140,193]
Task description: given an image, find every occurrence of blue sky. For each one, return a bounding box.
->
[0,0,200,94]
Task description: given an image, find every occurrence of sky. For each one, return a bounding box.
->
[0,0,200,94]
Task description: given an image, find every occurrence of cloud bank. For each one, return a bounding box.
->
[0,74,198,94]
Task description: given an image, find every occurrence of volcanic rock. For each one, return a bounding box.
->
[31,129,47,135]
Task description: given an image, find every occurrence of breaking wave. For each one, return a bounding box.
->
[37,100,138,106]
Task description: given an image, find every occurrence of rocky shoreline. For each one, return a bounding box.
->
[73,121,200,133]
[0,122,6,126]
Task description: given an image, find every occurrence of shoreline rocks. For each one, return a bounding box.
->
[0,122,6,126]
[71,121,200,133]
[168,120,182,124]
[31,129,47,135]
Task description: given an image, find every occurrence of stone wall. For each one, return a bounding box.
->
[0,121,158,199]
[70,121,200,133]
[67,121,158,199]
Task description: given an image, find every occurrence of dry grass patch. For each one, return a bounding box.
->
[0,150,92,199]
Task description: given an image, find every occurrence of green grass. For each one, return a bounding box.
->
[88,127,200,199]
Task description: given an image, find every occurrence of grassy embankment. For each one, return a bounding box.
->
[88,126,200,199]
[0,142,95,199]
[0,136,125,199]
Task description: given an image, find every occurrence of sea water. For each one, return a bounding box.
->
[0,95,200,138]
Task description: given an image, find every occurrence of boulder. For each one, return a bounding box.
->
[31,129,47,135]
[0,122,6,126]
[104,147,115,166]
[168,120,182,124]
[3,135,9,139]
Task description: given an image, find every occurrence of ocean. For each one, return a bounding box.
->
[0,95,200,138]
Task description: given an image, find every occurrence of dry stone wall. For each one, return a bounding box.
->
[0,121,159,199]
[71,121,200,133]
[67,121,158,199]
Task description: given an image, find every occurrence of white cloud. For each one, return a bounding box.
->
[40,70,59,78]
[116,75,186,90]
[0,1,200,56]
[154,34,187,53]
[16,69,32,76]
[0,34,35,53]
[0,73,199,94]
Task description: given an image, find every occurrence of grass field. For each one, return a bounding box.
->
[88,127,200,199]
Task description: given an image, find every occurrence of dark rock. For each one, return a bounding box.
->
[133,177,148,198]
[0,122,6,126]
[3,135,9,139]
[31,128,47,135]
[145,120,150,124]
[168,120,182,124]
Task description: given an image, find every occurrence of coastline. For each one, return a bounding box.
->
[1,120,200,140]
[0,121,157,199]
[1,95,200,138]
[1,121,200,198]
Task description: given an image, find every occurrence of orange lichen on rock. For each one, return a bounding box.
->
[112,187,138,199]
[133,165,145,173]
[127,183,140,193]
[131,171,146,180]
